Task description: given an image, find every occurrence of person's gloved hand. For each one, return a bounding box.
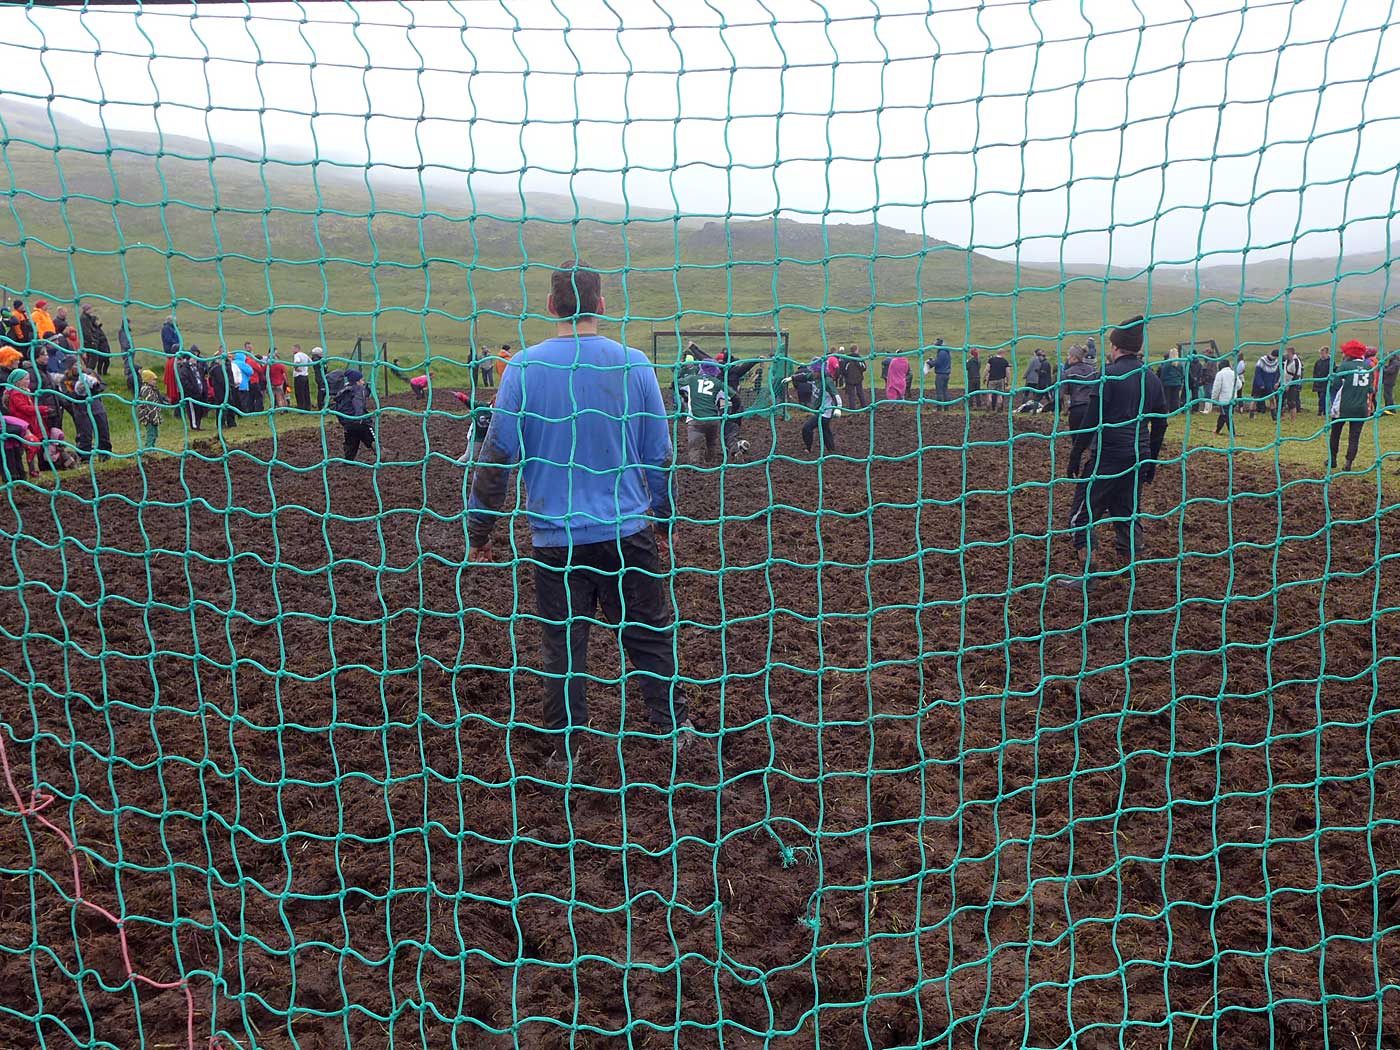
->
[1139,461,1157,486]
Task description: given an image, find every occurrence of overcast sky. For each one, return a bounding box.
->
[0,0,1396,267]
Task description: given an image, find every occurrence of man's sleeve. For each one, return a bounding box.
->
[466,363,523,544]
[730,358,759,381]
[635,362,674,524]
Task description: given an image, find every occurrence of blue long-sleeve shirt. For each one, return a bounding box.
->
[466,334,673,548]
[934,346,952,375]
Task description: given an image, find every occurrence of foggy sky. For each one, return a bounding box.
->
[0,0,1396,267]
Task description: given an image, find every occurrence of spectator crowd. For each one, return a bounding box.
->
[0,289,1393,482]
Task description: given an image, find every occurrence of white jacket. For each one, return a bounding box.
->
[1212,366,1241,405]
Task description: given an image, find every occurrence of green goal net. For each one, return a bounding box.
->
[2,3,1399,1049]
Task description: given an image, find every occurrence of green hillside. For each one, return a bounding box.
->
[0,100,1389,369]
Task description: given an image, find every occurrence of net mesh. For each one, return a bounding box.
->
[1,3,1399,1049]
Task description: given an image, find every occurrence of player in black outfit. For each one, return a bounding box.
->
[1059,315,1167,591]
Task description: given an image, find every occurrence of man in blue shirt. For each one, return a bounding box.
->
[467,261,695,769]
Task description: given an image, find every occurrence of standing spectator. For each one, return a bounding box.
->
[1188,353,1206,412]
[1058,316,1170,588]
[494,344,513,387]
[242,342,267,412]
[334,368,376,461]
[44,334,75,379]
[1157,348,1186,413]
[986,350,1010,406]
[268,353,288,409]
[842,346,867,410]
[1312,346,1332,417]
[162,343,181,409]
[1020,349,1052,412]
[311,346,328,409]
[3,371,43,477]
[206,348,230,428]
[1211,353,1241,435]
[884,354,910,401]
[6,300,33,345]
[292,344,312,410]
[1085,336,1097,362]
[31,299,56,341]
[79,305,112,376]
[61,363,112,460]
[1382,349,1400,414]
[1281,346,1304,417]
[466,260,692,771]
[965,348,983,410]
[136,368,168,449]
[932,338,952,409]
[231,349,253,413]
[0,414,25,480]
[1059,315,1166,590]
[1329,339,1374,473]
[1059,345,1099,477]
[27,347,62,434]
[1195,355,1219,414]
[477,343,496,388]
[1250,350,1281,418]
[118,315,136,393]
[160,315,180,356]
[176,349,206,431]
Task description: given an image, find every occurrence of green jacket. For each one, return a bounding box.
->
[1329,357,1374,419]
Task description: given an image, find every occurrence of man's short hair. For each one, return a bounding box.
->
[550,261,601,319]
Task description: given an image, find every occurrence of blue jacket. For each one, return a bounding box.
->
[467,334,672,547]
[161,321,180,354]
[934,346,952,375]
[232,352,252,391]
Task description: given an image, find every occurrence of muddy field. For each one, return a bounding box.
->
[2,396,1398,1050]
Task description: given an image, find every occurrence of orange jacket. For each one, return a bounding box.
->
[494,348,512,383]
[31,305,55,340]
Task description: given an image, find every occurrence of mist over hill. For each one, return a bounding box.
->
[0,98,1390,364]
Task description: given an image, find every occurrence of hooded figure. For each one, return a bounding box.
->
[885,355,911,400]
[160,316,180,355]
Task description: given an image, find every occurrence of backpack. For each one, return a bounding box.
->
[325,369,349,402]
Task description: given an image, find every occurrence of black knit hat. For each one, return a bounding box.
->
[1110,315,1145,355]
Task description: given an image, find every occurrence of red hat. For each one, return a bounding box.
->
[1341,339,1369,359]
[35,299,47,308]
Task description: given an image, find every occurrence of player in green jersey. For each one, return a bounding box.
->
[677,360,729,464]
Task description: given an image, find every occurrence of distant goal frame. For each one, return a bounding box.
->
[649,328,790,364]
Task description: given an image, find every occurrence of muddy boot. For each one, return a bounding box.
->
[1056,551,1097,592]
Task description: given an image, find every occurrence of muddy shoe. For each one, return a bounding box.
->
[1055,572,1099,593]
[674,720,707,754]
[544,738,586,776]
